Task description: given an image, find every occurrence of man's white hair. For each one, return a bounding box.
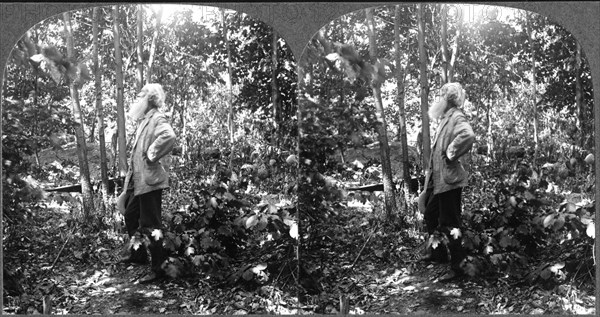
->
[128,83,166,121]
[144,83,166,108]
[429,82,466,120]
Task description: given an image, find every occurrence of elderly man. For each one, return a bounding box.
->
[117,83,176,283]
[418,82,475,281]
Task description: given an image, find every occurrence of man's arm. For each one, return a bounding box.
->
[445,113,475,161]
[146,115,176,163]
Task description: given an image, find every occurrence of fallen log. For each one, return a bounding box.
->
[44,176,124,193]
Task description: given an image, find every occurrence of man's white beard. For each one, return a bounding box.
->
[428,98,448,120]
[128,97,149,121]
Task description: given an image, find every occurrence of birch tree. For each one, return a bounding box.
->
[93,7,110,212]
[417,4,431,170]
[366,8,397,221]
[113,5,127,177]
[62,11,94,218]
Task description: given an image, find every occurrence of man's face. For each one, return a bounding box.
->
[129,90,150,121]
[428,91,448,120]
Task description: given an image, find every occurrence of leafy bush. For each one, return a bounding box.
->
[457,162,595,284]
[153,159,297,286]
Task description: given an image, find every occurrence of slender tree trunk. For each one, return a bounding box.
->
[366,8,397,221]
[575,41,584,150]
[395,5,411,209]
[486,100,495,160]
[93,7,110,213]
[113,6,128,177]
[271,30,280,147]
[137,5,144,91]
[417,4,431,171]
[528,14,539,167]
[222,9,235,168]
[447,5,462,82]
[146,6,162,84]
[440,4,449,84]
[63,12,94,219]
[33,74,40,167]
[180,95,187,160]
[88,109,96,143]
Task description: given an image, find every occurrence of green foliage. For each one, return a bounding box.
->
[460,161,595,284]
[158,160,297,284]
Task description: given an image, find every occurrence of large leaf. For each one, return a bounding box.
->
[586,222,595,238]
[289,222,298,239]
[245,215,258,228]
[542,214,555,228]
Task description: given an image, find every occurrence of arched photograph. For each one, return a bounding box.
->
[297,3,595,314]
[2,4,299,314]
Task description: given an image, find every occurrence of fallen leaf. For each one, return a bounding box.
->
[450,228,461,239]
[289,223,298,239]
[151,229,163,241]
[586,223,595,238]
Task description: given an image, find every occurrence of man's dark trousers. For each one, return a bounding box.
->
[424,187,466,269]
[124,189,167,273]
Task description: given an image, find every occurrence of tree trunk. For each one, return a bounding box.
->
[417,4,431,171]
[528,13,539,167]
[366,8,397,221]
[575,41,584,150]
[88,109,96,143]
[136,5,144,91]
[440,4,449,84]
[113,6,128,177]
[271,30,280,147]
[395,5,411,210]
[486,100,495,160]
[222,9,235,168]
[93,7,110,213]
[447,5,462,82]
[146,5,162,84]
[33,73,40,167]
[180,95,188,160]
[63,12,94,219]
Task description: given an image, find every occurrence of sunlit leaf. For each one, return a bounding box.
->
[210,197,218,208]
[586,222,595,238]
[542,214,555,228]
[508,196,517,207]
[152,229,163,241]
[289,223,298,239]
[549,262,565,273]
[245,215,258,228]
[251,263,267,274]
[484,245,493,255]
[185,246,195,256]
[450,228,461,240]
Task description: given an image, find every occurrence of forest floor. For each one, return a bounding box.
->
[2,203,299,315]
[2,196,596,315]
[297,202,596,315]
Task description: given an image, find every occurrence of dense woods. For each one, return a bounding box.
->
[298,4,594,314]
[3,4,299,314]
[2,3,596,315]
